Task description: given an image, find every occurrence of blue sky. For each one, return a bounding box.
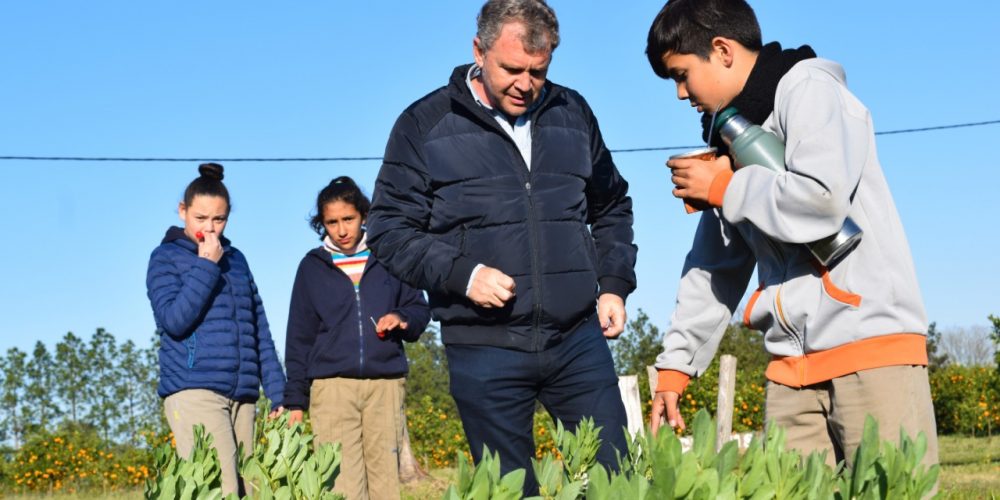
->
[1,1,998,356]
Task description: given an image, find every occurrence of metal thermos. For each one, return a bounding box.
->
[714,107,862,265]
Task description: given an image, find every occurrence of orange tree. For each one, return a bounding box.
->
[927,314,1000,436]
[3,421,159,495]
[930,364,1000,435]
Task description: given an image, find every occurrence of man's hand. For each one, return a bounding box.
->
[668,154,732,203]
[650,391,685,435]
[467,266,516,308]
[287,409,304,427]
[597,293,626,338]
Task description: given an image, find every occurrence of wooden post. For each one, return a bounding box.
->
[618,375,643,438]
[398,403,427,483]
[646,365,659,398]
[716,354,737,451]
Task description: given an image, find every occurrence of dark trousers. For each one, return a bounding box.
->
[446,315,628,495]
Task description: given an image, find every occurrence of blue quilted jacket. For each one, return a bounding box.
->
[146,226,285,409]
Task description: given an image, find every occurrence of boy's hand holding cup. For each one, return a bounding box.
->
[667,147,733,212]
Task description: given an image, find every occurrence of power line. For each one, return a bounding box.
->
[0,156,383,163]
[2,118,997,163]
[871,119,1000,136]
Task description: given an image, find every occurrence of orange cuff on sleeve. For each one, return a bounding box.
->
[656,369,691,394]
[707,169,733,208]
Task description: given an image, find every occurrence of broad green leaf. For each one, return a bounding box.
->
[674,454,698,497]
[300,461,320,498]
[499,467,526,495]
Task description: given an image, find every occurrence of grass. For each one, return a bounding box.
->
[938,434,1000,499]
[402,467,454,500]
[0,492,142,499]
[0,469,456,499]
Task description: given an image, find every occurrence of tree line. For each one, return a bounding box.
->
[1,311,994,454]
[0,329,160,449]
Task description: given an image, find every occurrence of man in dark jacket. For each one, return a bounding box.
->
[367,0,637,492]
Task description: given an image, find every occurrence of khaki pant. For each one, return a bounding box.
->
[765,365,939,472]
[163,389,255,497]
[310,377,404,500]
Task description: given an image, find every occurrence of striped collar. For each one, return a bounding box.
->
[323,232,368,257]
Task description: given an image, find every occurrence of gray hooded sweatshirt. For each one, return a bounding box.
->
[655,58,928,393]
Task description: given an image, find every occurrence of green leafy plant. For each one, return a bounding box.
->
[144,413,343,500]
[442,410,939,500]
[529,417,604,499]
[239,411,343,500]
[837,416,939,500]
[144,424,230,500]
[443,447,525,500]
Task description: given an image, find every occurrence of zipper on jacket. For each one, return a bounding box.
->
[524,163,544,350]
[327,255,374,378]
[224,264,240,400]
[461,89,555,350]
[356,289,365,377]
[774,284,804,354]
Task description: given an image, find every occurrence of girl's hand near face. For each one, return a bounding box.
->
[198,232,224,263]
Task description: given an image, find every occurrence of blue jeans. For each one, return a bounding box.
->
[446,315,627,495]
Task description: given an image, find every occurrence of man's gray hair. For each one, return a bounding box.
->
[476,0,560,53]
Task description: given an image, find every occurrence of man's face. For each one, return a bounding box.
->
[473,22,551,119]
[661,50,733,114]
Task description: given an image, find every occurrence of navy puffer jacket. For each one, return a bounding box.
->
[146,226,285,409]
[368,64,637,351]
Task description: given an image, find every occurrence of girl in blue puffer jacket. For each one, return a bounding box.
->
[284,176,429,500]
[146,163,285,497]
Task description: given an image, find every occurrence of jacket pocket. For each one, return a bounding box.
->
[777,261,862,349]
[579,225,597,268]
[811,261,862,307]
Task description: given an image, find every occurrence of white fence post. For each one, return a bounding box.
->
[618,375,644,438]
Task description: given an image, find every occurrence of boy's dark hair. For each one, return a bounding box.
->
[183,162,230,210]
[309,176,371,237]
[646,0,762,79]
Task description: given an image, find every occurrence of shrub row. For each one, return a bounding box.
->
[929,364,1000,435]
